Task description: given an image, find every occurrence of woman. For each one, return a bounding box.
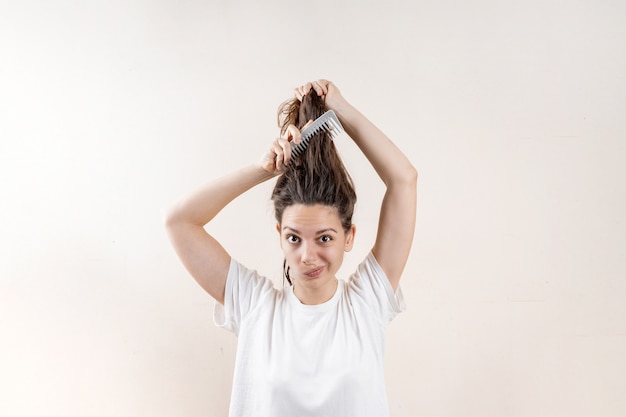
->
[165,79,417,416]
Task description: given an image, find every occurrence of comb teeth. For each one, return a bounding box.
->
[291,110,344,157]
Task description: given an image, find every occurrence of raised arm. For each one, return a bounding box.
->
[296,80,418,291]
[164,125,303,304]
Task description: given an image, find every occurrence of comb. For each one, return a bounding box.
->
[291,110,344,157]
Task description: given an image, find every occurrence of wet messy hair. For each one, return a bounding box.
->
[272,92,356,231]
[272,92,357,285]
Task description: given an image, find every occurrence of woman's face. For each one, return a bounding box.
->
[277,204,355,301]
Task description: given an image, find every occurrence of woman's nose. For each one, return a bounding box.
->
[301,243,317,264]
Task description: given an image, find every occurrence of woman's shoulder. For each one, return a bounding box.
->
[227,257,283,299]
[345,251,406,322]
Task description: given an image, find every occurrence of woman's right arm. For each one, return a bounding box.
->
[164,126,302,304]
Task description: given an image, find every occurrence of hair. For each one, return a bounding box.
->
[272,92,357,285]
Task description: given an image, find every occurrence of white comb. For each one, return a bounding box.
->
[291,110,344,157]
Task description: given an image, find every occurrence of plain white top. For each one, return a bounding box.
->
[214,252,405,417]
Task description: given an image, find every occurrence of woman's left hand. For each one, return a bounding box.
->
[294,79,344,110]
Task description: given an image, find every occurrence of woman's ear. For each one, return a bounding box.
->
[276,224,283,249]
[344,224,356,252]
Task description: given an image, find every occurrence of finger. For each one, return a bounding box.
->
[277,136,293,166]
[294,87,303,101]
[303,82,312,96]
[312,80,326,96]
[317,79,329,94]
[284,124,301,145]
[294,86,303,101]
[281,137,292,162]
[272,143,285,170]
[302,119,314,130]
[294,82,313,101]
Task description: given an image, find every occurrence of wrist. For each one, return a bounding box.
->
[326,97,357,126]
[324,94,349,113]
[251,162,278,181]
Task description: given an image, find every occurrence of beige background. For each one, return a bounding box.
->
[1,0,625,416]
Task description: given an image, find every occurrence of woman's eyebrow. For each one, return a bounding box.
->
[282,227,338,234]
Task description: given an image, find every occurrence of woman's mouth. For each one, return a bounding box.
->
[304,266,324,278]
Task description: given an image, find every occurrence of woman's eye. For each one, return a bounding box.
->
[320,235,332,243]
[287,235,300,243]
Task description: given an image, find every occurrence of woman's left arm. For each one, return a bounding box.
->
[297,80,418,291]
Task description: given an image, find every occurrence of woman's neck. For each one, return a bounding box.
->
[293,278,339,305]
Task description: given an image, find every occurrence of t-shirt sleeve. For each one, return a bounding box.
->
[213,257,276,335]
[348,251,407,325]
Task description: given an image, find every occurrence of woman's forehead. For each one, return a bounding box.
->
[280,204,341,231]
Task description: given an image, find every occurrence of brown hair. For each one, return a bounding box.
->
[272,93,357,284]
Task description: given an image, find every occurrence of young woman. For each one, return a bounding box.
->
[165,79,417,417]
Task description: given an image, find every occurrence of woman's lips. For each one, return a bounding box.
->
[304,266,324,278]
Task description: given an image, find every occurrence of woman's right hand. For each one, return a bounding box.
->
[258,123,302,175]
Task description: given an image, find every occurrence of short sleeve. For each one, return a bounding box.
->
[347,251,406,325]
[213,257,277,335]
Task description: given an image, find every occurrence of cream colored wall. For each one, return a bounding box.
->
[1,0,624,416]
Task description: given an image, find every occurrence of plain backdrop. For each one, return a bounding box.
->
[1,0,625,416]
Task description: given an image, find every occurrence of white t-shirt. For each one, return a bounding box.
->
[214,252,405,417]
